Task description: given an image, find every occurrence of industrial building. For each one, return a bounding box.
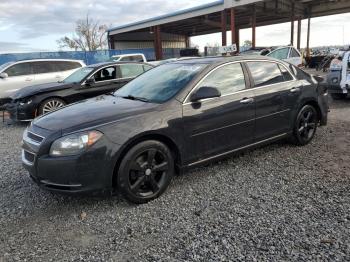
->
[108,0,350,60]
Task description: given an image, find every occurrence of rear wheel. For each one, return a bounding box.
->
[116,140,174,204]
[38,98,66,115]
[291,105,318,146]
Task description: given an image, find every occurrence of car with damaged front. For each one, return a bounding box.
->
[21,56,328,204]
[7,61,154,121]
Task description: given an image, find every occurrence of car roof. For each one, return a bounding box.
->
[172,55,282,65]
[87,61,154,69]
[10,59,84,63]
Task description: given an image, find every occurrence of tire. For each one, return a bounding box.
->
[117,140,174,204]
[38,98,66,115]
[290,105,318,146]
[331,93,347,100]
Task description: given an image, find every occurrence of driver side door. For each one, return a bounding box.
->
[183,62,256,164]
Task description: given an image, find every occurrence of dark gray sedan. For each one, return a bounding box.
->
[22,56,328,203]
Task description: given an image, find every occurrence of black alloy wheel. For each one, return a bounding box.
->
[292,105,318,146]
[117,140,174,204]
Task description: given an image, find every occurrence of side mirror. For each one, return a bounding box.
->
[190,86,221,102]
[0,72,8,79]
[85,78,95,86]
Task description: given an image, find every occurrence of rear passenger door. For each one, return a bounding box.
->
[118,64,148,87]
[246,61,299,141]
[183,62,255,163]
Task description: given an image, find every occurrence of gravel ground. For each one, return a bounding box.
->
[0,99,350,261]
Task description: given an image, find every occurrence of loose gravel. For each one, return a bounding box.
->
[0,99,350,261]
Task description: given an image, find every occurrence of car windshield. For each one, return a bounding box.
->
[115,63,207,103]
[0,62,14,71]
[62,67,94,83]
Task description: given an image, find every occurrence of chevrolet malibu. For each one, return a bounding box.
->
[22,56,328,204]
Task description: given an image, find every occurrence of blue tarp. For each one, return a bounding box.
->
[0,48,183,66]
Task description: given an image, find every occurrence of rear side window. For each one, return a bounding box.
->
[267,48,289,60]
[198,63,246,95]
[55,61,82,71]
[247,62,285,87]
[4,62,33,77]
[120,64,145,78]
[32,61,55,74]
[289,64,312,81]
[278,65,293,81]
[290,48,300,58]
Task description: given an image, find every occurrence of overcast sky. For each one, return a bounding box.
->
[0,0,349,53]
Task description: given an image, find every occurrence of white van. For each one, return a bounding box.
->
[110,53,147,63]
[0,59,85,105]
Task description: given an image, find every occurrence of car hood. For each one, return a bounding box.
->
[10,82,75,100]
[33,95,159,133]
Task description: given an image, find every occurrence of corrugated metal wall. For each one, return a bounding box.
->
[114,41,186,50]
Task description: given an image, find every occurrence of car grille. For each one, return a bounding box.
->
[27,131,44,144]
[22,150,35,166]
[23,130,45,146]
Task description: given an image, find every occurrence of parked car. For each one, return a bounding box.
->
[326,51,350,99]
[0,59,86,106]
[266,46,303,67]
[239,47,271,56]
[7,62,154,121]
[110,53,147,63]
[149,57,199,66]
[22,56,328,203]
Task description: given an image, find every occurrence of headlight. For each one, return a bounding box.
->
[49,131,103,157]
[19,99,32,106]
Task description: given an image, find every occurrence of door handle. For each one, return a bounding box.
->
[290,87,301,93]
[25,78,32,81]
[240,97,254,104]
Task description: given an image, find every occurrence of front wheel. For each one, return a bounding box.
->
[291,105,318,146]
[116,140,174,204]
[38,98,66,115]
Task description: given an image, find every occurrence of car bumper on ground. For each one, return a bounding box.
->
[6,102,36,121]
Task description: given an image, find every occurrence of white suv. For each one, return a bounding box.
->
[0,59,85,105]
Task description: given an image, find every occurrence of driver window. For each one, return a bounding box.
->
[93,66,116,82]
[198,63,246,96]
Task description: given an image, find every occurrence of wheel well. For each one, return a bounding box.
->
[112,134,182,188]
[302,100,322,121]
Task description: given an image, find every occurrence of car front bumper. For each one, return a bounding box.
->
[21,126,117,195]
[6,102,36,121]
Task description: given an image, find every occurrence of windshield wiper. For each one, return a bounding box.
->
[122,95,149,103]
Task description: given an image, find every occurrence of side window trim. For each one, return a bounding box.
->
[183,61,248,104]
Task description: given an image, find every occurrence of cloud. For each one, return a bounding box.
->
[0,0,212,39]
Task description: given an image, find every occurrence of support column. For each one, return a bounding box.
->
[221,10,227,46]
[252,5,256,49]
[291,3,295,46]
[185,36,190,48]
[235,28,240,53]
[154,25,163,60]
[230,8,236,45]
[306,17,311,56]
[297,17,302,50]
